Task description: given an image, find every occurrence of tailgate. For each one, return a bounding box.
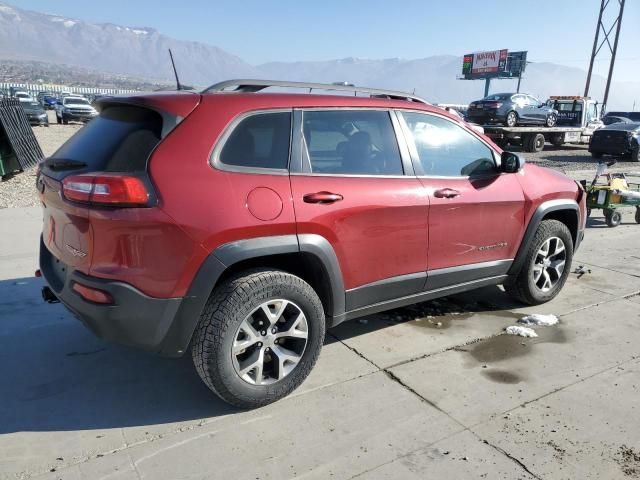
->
[38,91,201,272]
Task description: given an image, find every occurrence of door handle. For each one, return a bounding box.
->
[434,188,460,199]
[303,191,344,204]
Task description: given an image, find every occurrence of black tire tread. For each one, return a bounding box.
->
[505,219,573,305]
[191,269,324,409]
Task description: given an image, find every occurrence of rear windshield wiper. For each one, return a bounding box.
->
[45,159,88,171]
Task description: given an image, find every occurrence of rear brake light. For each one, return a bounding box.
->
[487,102,503,108]
[72,282,114,304]
[62,174,149,206]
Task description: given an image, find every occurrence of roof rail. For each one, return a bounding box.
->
[201,79,430,105]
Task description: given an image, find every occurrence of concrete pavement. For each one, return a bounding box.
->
[0,206,639,479]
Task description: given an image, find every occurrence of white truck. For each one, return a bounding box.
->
[483,96,602,152]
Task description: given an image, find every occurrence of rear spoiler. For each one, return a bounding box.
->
[96,91,201,138]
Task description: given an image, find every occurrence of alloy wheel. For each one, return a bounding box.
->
[231,299,309,385]
[532,237,566,292]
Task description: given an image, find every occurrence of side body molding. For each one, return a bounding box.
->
[508,199,580,277]
[159,234,346,356]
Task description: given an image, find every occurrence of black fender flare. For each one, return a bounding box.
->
[158,234,345,356]
[508,199,580,277]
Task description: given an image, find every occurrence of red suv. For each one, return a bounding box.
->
[37,80,586,408]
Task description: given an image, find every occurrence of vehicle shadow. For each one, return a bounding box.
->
[0,277,529,434]
[0,277,238,434]
[331,284,523,342]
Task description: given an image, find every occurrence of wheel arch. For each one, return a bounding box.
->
[508,200,580,277]
[158,234,345,356]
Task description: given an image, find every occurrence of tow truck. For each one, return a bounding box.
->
[483,96,603,152]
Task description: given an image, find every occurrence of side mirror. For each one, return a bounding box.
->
[501,151,525,173]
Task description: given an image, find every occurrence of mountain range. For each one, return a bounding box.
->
[0,2,637,109]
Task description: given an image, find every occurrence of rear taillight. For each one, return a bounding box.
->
[62,174,150,206]
[487,102,503,108]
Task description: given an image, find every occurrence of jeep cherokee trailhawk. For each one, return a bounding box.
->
[37,80,586,407]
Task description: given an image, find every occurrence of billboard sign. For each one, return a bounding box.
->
[471,49,508,74]
[462,49,521,79]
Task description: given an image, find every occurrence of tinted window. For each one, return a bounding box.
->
[51,106,162,172]
[401,112,496,177]
[302,110,403,175]
[483,94,512,101]
[220,112,291,170]
[65,98,90,106]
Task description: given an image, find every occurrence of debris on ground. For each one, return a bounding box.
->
[505,326,538,338]
[615,445,640,477]
[574,265,591,278]
[518,314,559,326]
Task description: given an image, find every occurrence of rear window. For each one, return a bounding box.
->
[483,94,511,101]
[218,112,291,170]
[51,106,162,172]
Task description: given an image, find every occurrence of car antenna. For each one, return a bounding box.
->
[168,48,183,91]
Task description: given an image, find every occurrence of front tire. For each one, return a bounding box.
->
[505,219,573,305]
[192,269,325,408]
[546,113,557,127]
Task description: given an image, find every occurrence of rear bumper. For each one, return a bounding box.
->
[466,110,505,124]
[39,237,187,356]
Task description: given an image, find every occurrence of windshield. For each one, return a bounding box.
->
[65,98,90,106]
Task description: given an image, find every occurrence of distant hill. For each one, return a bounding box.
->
[0,59,170,91]
[0,2,637,109]
[0,2,257,86]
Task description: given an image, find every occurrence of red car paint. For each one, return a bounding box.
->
[39,90,583,303]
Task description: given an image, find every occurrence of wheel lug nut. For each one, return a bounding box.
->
[266,347,270,352]
[272,327,277,334]
[261,331,266,336]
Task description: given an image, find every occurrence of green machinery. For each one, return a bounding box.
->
[582,161,640,227]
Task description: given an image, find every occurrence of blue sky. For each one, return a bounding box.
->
[14,0,640,81]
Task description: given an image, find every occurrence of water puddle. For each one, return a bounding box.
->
[481,369,523,384]
[464,325,568,364]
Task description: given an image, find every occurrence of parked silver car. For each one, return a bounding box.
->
[467,93,558,127]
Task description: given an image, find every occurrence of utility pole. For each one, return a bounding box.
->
[484,78,491,97]
[584,0,626,114]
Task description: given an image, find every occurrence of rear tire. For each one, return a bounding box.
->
[635,207,640,224]
[630,147,639,162]
[505,219,573,305]
[523,133,545,152]
[505,111,518,127]
[192,269,325,409]
[604,208,622,227]
[56,114,61,124]
[550,134,564,147]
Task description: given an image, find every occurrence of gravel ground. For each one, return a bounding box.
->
[1,114,639,209]
[0,111,81,209]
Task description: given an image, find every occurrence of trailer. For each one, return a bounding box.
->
[482,96,603,152]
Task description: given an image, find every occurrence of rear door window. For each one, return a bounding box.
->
[302,110,403,175]
[50,105,162,174]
